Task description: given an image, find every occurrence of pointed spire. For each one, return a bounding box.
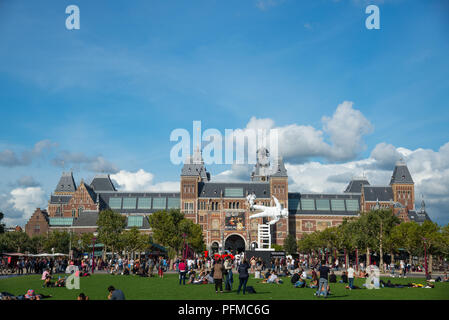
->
[54,171,77,194]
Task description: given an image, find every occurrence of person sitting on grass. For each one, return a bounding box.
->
[43,274,54,287]
[77,293,89,300]
[264,269,272,280]
[267,271,283,284]
[340,271,348,284]
[187,269,197,284]
[136,267,148,277]
[55,277,66,287]
[107,286,125,300]
[329,271,337,283]
[123,266,130,276]
[295,278,306,288]
[309,278,318,289]
[24,289,52,300]
[192,270,207,284]
[290,270,301,284]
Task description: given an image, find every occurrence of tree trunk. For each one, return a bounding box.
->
[391,251,395,266]
[366,247,370,266]
[408,251,412,266]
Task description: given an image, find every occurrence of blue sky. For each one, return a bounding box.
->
[0,0,448,226]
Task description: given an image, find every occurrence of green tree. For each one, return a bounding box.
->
[97,209,126,259]
[391,221,421,265]
[148,209,205,256]
[417,220,441,273]
[44,230,71,253]
[120,227,149,259]
[2,231,30,252]
[283,233,298,255]
[29,235,47,254]
[271,244,283,251]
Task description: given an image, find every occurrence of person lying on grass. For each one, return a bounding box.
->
[25,289,52,300]
[259,271,283,284]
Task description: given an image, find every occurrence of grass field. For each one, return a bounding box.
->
[1,274,449,300]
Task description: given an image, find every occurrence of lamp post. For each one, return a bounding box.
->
[422,237,428,276]
[182,233,187,259]
[92,232,98,274]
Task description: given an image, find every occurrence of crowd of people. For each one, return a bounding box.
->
[1,252,447,300]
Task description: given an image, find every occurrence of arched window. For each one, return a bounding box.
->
[78,207,83,216]
[72,209,76,217]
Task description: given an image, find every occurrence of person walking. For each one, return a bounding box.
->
[178,259,187,285]
[347,265,355,290]
[224,256,233,291]
[237,258,250,295]
[315,260,330,298]
[213,258,225,293]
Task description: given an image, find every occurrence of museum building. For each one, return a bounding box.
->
[25,148,431,253]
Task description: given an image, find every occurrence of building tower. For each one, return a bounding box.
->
[269,156,289,245]
[180,146,210,221]
[390,159,415,212]
[251,148,271,182]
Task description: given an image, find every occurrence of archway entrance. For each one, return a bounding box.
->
[210,242,219,254]
[224,234,246,254]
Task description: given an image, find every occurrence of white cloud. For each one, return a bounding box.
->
[214,164,252,182]
[229,101,373,163]
[111,169,179,192]
[52,151,118,173]
[0,140,57,167]
[7,187,47,221]
[213,141,449,224]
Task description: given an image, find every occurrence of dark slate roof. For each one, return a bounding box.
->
[73,211,99,227]
[90,174,116,191]
[49,195,72,204]
[83,183,98,204]
[390,161,414,185]
[181,163,210,180]
[344,179,370,193]
[408,210,431,224]
[54,172,77,193]
[271,157,288,177]
[198,182,271,198]
[98,192,180,214]
[363,186,394,202]
[288,192,360,216]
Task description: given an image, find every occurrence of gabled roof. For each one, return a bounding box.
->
[49,195,72,204]
[344,178,370,193]
[390,160,414,185]
[363,186,394,202]
[81,182,98,204]
[90,174,117,191]
[54,172,77,193]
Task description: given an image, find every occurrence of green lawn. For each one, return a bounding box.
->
[1,274,449,300]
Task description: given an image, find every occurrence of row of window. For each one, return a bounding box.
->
[288,198,359,212]
[272,184,285,194]
[108,197,180,210]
